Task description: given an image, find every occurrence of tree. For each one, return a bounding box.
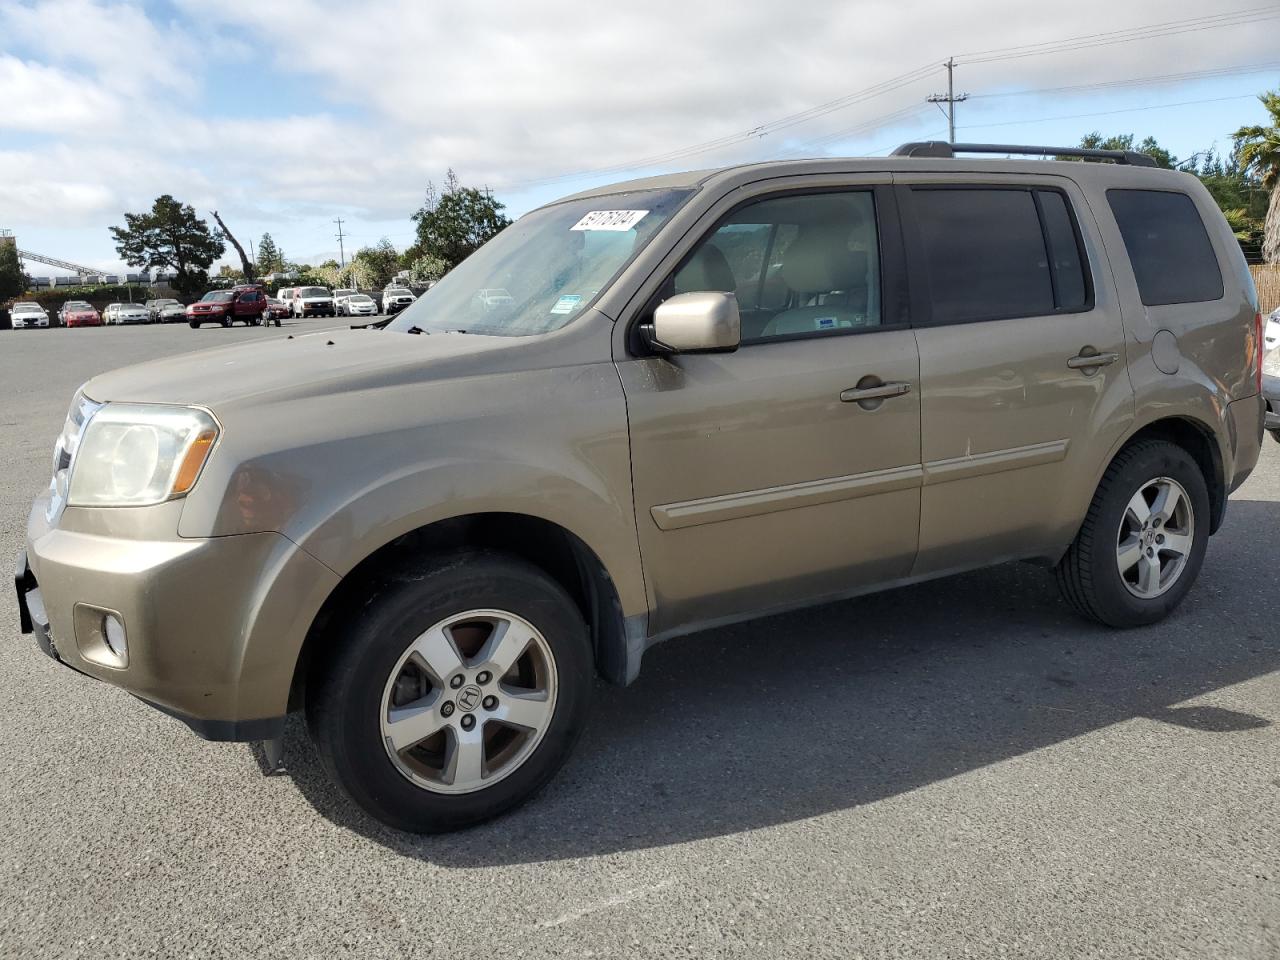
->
[407,253,448,284]
[1233,88,1280,263]
[110,195,224,297]
[210,210,254,282]
[257,233,285,275]
[0,240,28,302]
[352,237,400,288]
[1069,133,1178,169]
[410,169,512,270]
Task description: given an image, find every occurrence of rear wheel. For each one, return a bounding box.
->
[306,552,592,833]
[1056,440,1209,627]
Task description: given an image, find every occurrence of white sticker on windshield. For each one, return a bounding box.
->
[550,294,582,315]
[570,210,649,232]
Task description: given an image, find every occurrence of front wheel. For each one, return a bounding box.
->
[1056,439,1209,627]
[306,552,592,833]
[189,320,200,328]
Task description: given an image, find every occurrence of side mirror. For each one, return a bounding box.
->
[647,291,741,354]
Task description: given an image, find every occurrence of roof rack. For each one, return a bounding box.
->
[891,141,1158,168]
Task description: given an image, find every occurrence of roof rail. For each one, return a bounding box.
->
[891,141,1159,168]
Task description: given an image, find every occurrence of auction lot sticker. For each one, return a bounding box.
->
[570,210,648,231]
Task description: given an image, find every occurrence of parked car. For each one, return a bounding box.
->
[338,293,378,317]
[114,303,150,325]
[473,288,515,312]
[291,285,336,318]
[262,298,290,327]
[186,288,266,327]
[333,289,357,311]
[101,303,123,324]
[147,298,185,323]
[1264,318,1279,443]
[17,142,1267,834]
[381,286,416,314]
[60,302,101,327]
[276,287,297,307]
[10,302,50,328]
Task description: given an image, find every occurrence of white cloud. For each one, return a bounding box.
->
[3,0,1279,266]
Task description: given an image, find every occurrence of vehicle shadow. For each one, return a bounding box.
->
[282,498,1279,864]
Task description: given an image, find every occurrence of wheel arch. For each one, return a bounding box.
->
[289,512,637,713]
[1102,415,1226,534]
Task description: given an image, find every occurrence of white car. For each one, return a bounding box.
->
[101,303,123,324]
[339,293,379,317]
[1265,306,1279,354]
[381,286,416,314]
[333,289,356,310]
[474,287,515,312]
[291,285,336,318]
[10,302,50,328]
[276,286,297,306]
[113,303,149,325]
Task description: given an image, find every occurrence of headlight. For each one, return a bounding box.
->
[67,404,219,507]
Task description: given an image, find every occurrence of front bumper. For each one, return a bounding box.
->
[18,497,339,741]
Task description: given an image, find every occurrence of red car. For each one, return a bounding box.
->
[61,301,102,327]
[262,297,290,326]
[187,287,268,328]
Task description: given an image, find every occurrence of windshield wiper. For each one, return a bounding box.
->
[406,325,427,335]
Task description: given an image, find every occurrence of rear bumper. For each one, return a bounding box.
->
[18,498,339,741]
[1226,393,1266,494]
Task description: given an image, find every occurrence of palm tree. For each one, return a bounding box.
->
[1234,89,1280,264]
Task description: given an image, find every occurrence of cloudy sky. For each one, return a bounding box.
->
[2,0,1278,275]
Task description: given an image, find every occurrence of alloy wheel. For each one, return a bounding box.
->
[379,609,558,795]
[1115,476,1194,599]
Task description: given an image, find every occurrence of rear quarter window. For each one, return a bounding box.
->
[1106,189,1223,306]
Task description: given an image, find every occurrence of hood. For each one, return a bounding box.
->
[82,328,528,410]
[300,295,332,302]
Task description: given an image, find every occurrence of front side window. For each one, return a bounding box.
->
[1107,189,1223,306]
[668,190,882,342]
[386,188,692,337]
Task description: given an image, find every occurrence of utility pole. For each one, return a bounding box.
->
[927,57,969,143]
[334,218,347,268]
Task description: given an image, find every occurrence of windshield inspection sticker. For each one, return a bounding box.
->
[570,210,649,232]
[550,295,583,315]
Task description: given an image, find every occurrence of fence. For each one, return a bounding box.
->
[1251,264,1280,314]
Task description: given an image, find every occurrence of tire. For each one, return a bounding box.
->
[189,320,200,329]
[306,551,592,833]
[221,316,231,327]
[1056,439,1210,627]
[1270,429,1280,445]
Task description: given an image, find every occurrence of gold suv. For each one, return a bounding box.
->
[17,142,1267,832]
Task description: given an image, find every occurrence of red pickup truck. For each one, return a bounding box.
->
[187,286,268,328]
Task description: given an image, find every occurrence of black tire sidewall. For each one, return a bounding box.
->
[307,554,593,833]
[1085,442,1210,626]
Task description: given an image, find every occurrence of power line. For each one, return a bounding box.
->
[956,93,1260,132]
[956,6,1280,65]
[506,62,942,189]
[333,217,346,268]
[968,60,1280,100]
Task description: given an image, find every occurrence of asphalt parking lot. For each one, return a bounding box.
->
[1,322,1277,959]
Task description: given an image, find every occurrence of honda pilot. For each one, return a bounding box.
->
[16,142,1266,833]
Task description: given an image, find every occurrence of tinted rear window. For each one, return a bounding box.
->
[911,188,1054,324]
[1107,189,1223,306]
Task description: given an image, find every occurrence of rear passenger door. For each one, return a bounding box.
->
[898,178,1135,577]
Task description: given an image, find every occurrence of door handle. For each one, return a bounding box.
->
[840,381,912,403]
[1066,351,1119,370]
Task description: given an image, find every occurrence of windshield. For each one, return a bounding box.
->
[14,304,40,312]
[66,302,90,310]
[300,287,329,297]
[202,292,233,302]
[386,187,691,336]
[349,295,373,303]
